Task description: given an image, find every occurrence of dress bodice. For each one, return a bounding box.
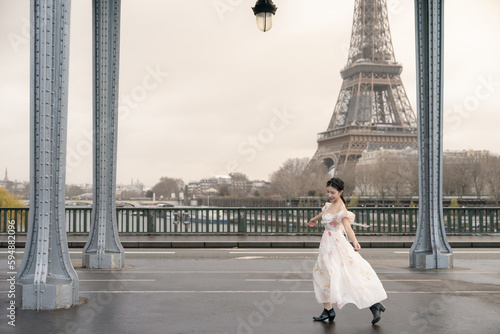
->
[321,203,355,233]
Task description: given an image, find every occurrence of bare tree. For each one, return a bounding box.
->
[229,172,250,196]
[443,158,471,197]
[151,177,185,199]
[66,185,84,199]
[443,159,458,196]
[354,164,373,197]
[301,161,330,196]
[484,154,500,205]
[371,154,394,204]
[218,185,230,196]
[454,160,472,197]
[388,155,409,202]
[467,153,486,198]
[336,162,356,196]
[402,155,418,197]
[120,189,143,200]
[269,158,310,197]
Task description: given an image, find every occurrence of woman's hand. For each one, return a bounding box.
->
[352,241,361,252]
[307,219,318,227]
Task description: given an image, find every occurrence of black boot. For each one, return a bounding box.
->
[313,307,335,322]
[369,303,385,325]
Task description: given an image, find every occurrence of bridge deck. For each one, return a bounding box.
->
[1,248,499,333]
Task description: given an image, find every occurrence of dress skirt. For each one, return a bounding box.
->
[312,210,387,309]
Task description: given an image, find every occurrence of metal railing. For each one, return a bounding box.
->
[1,207,499,235]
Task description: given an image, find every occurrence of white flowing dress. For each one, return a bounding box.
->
[312,203,387,309]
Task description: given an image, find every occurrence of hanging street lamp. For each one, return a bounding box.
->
[252,0,277,32]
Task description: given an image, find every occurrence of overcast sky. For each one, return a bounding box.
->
[1,0,499,187]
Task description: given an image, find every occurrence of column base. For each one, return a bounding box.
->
[15,279,78,310]
[410,251,453,269]
[82,251,124,269]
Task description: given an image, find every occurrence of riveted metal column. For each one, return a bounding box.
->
[82,0,124,269]
[410,0,453,269]
[15,0,79,309]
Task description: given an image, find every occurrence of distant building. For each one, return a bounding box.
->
[229,173,250,194]
[80,193,93,200]
[200,178,217,193]
[444,149,489,163]
[0,168,27,197]
[357,149,489,166]
[215,175,232,185]
[205,187,218,194]
[357,148,417,166]
[250,180,270,192]
[0,168,9,188]
[187,181,201,193]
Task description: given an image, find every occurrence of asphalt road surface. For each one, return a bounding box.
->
[1,248,499,334]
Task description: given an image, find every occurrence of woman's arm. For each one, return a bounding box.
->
[307,212,323,227]
[342,217,361,251]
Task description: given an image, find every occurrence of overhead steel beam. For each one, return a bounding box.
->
[16,0,79,309]
[410,0,453,269]
[82,0,125,269]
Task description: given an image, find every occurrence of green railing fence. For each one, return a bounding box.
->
[1,207,499,235]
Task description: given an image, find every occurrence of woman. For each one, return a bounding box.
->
[307,178,387,325]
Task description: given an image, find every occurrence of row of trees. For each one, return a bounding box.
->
[7,151,498,205]
[269,157,329,198]
[149,177,185,199]
[267,152,500,205]
[0,187,24,207]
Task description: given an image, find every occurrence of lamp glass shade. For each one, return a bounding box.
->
[256,12,273,32]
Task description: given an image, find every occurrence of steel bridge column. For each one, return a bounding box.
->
[82,0,125,269]
[15,0,79,309]
[410,0,453,269]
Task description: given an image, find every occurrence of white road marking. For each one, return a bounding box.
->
[1,289,499,294]
[76,290,500,294]
[245,279,442,282]
[230,251,318,254]
[386,291,500,294]
[123,251,176,254]
[377,271,499,274]
[78,271,310,274]
[394,251,500,254]
[0,251,176,254]
[381,279,442,282]
[78,290,314,294]
[79,279,156,282]
[64,270,499,275]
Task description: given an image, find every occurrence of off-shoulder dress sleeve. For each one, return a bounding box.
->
[338,210,355,223]
[321,203,331,212]
[340,210,369,228]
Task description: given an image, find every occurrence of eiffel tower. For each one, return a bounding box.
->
[310,0,417,175]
